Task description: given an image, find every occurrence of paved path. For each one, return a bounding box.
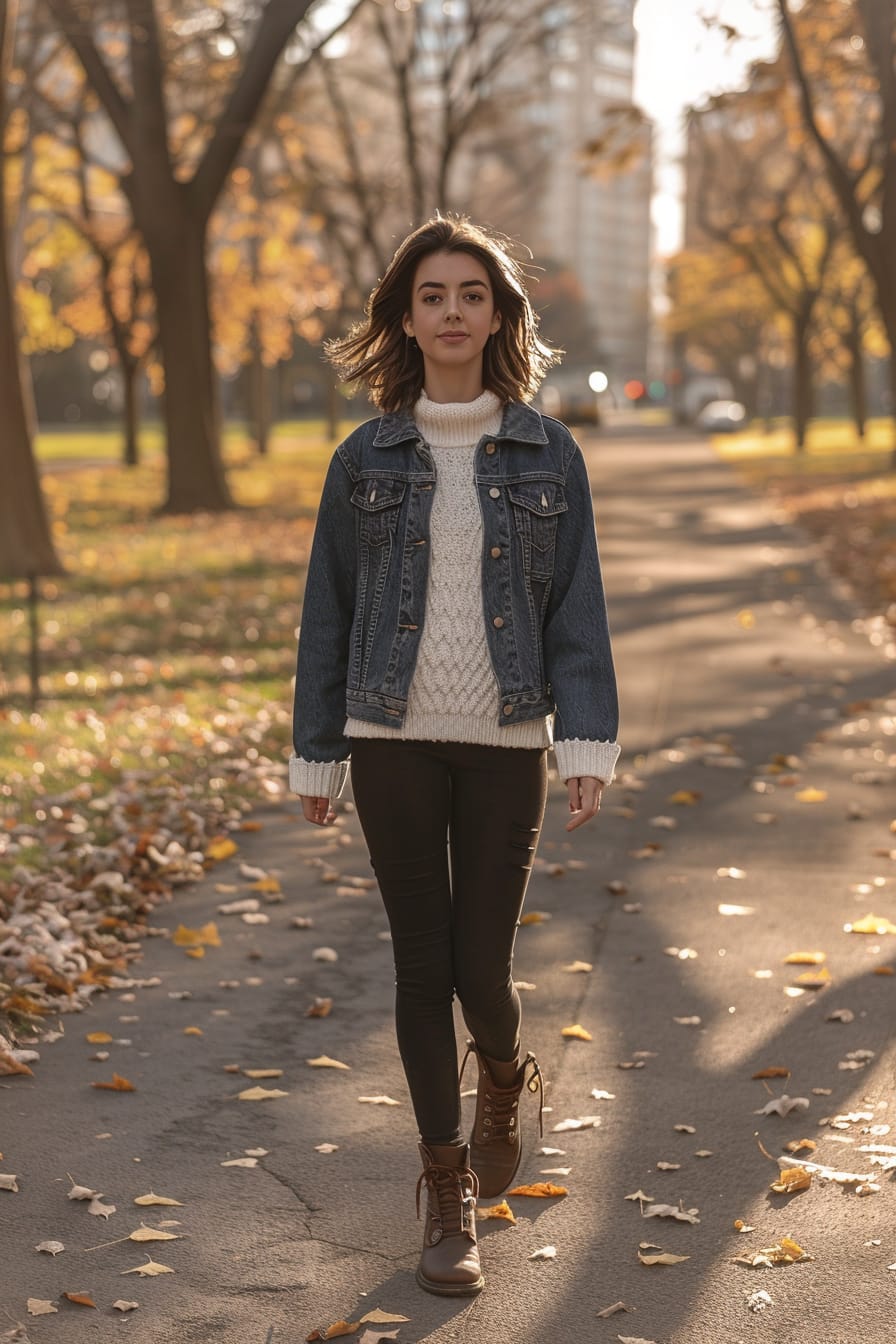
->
[3,431,895,1343]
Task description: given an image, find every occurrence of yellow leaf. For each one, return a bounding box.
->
[668,789,701,805]
[737,608,755,628]
[133,1192,183,1207]
[183,1026,203,1036]
[250,876,281,893]
[306,1055,350,1069]
[205,837,238,861]
[129,1226,181,1242]
[86,1032,113,1043]
[237,1086,289,1101]
[561,1024,593,1041]
[185,946,205,958]
[476,1200,516,1223]
[172,921,221,948]
[780,1236,807,1259]
[121,1257,174,1276]
[507,1181,568,1197]
[847,914,896,936]
[770,1168,812,1194]
[242,1068,284,1079]
[794,966,831,988]
[520,911,550,925]
[795,787,827,803]
[91,1073,136,1092]
[783,951,826,965]
[784,1138,817,1154]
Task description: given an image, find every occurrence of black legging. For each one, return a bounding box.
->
[349,738,548,1145]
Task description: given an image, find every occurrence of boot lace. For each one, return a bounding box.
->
[416,1161,479,1243]
[460,1044,545,1142]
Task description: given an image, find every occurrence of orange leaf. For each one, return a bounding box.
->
[306,1322,360,1341]
[184,946,205,959]
[91,1073,136,1092]
[520,911,550,925]
[476,1199,516,1223]
[873,965,894,976]
[561,1024,593,1041]
[0,1049,33,1077]
[63,1292,97,1307]
[751,1066,790,1079]
[507,1181,568,1198]
[86,1032,113,1044]
[172,921,221,947]
[306,997,333,1018]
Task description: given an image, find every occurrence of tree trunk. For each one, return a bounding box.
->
[146,212,233,513]
[0,2,63,582]
[122,357,140,466]
[845,317,866,442]
[792,312,814,452]
[249,325,270,456]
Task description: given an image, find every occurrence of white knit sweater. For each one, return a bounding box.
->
[290,391,620,798]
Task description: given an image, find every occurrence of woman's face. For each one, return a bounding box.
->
[403,249,501,382]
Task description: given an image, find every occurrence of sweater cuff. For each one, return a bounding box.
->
[552,738,620,787]
[289,754,350,801]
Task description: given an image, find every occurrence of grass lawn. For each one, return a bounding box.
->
[1,422,349,881]
[713,416,896,626]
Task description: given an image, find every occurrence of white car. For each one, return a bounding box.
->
[696,399,747,432]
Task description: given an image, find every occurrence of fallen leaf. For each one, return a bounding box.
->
[561,1024,593,1041]
[747,1290,774,1313]
[358,1334,399,1344]
[606,880,628,894]
[755,1095,809,1117]
[357,1095,401,1105]
[306,998,333,1018]
[734,1220,755,1232]
[655,1162,680,1171]
[358,1311,410,1324]
[183,1026,203,1037]
[35,1241,65,1255]
[88,1196,116,1218]
[133,1192,183,1206]
[625,1189,654,1201]
[62,1293,96,1307]
[845,913,896,935]
[596,1300,633,1317]
[641,1202,700,1224]
[245,1147,269,1157]
[67,1180,98,1200]
[507,1182,568,1198]
[315,1143,339,1154]
[793,967,831,988]
[538,1146,566,1155]
[668,789,701,805]
[673,1016,701,1027]
[617,1337,658,1344]
[476,1200,516,1222]
[752,1066,790,1079]
[91,1073,136,1092]
[528,1245,557,1260]
[541,1166,572,1176]
[85,1032,113,1044]
[717,866,747,879]
[674,1125,696,1134]
[242,1068,284,1079]
[217,897,260,915]
[112,1300,139,1312]
[718,903,755,916]
[26,1301,58,1316]
[591,1089,616,1100]
[784,951,826,965]
[770,1167,812,1194]
[694,1150,714,1158]
[784,1139,817,1154]
[205,837,238,861]
[306,1323,358,1341]
[638,1244,690,1266]
[733,1236,811,1267]
[0,1174,19,1192]
[520,911,551,925]
[237,1086,289,1100]
[128,1226,181,1242]
[221,1157,258,1168]
[250,876,282,894]
[826,1009,854,1023]
[552,1116,600,1131]
[562,961,593,973]
[795,787,827,803]
[121,1257,174,1276]
[171,921,221,948]
[312,947,339,962]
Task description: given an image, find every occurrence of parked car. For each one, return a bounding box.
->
[695,399,747,432]
[535,369,601,425]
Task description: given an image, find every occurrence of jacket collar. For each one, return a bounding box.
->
[372,399,548,448]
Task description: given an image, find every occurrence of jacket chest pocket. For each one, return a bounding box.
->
[508,482,567,571]
[351,478,406,546]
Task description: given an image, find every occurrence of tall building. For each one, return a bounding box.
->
[527,1,654,385]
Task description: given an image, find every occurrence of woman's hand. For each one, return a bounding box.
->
[301,795,337,826]
[565,776,604,832]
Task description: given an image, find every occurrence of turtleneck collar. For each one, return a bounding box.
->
[413,388,504,448]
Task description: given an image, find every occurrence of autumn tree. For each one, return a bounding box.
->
[811,236,885,438]
[43,0,362,513]
[777,0,896,462]
[689,58,841,448]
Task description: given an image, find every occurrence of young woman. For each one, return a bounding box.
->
[290,215,619,1297]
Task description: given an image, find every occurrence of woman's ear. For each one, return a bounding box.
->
[490,310,502,334]
[403,315,414,338]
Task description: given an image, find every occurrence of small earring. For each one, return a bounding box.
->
[407,334,417,348]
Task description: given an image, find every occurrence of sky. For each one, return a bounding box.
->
[631,0,779,255]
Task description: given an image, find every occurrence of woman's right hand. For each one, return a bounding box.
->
[301,795,336,826]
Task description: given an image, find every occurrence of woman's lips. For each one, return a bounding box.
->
[437,332,469,341]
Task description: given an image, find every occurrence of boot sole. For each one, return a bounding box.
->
[416,1267,485,1297]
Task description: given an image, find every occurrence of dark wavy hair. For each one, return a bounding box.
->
[325,215,561,412]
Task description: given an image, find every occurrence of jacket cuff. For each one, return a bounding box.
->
[552,738,620,787]
[288,753,350,800]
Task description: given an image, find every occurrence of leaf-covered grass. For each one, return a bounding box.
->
[715,417,896,622]
[1,424,350,872]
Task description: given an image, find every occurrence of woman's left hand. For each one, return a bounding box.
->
[565,776,604,831]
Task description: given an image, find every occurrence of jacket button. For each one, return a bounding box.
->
[488,487,500,498]
[493,616,504,628]
[503,704,513,716]
[490,546,501,559]
[485,442,496,455]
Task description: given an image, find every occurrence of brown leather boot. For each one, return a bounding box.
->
[460,1040,544,1198]
[415,1142,484,1296]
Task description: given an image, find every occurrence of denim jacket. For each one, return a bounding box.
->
[291,400,619,793]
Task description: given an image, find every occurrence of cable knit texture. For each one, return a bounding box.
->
[293,391,619,797]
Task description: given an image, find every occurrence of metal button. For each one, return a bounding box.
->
[485,442,496,455]
[493,616,504,628]
[490,546,501,559]
[503,704,513,716]
[489,487,500,498]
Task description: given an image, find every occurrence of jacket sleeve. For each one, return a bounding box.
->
[543,436,620,785]
[290,446,357,799]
